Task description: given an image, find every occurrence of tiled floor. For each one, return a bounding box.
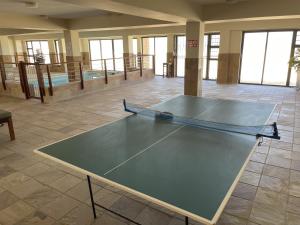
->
[0,77,300,225]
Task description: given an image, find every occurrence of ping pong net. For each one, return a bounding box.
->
[123,99,280,141]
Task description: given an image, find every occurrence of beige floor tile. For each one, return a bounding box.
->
[90,188,122,209]
[49,174,82,193]
[217,213,247,225]
[135,206,172,225]
[250,152,267,163]
[249,201,286,225]
[0,201,35,225]
[66,181,101,203]
[269,148,292,159]
[286,212,300,225]
[40,195,80,220]
[259,175,288,193]
[92,212,128,225]
[287,196,300,215]
[262,165,290,180]
[232,183,257,201]
[14,211,55,225]
[9,178,46,199]
[224,196,252,219]
[59,204,95,225]
[266,155,291,169]
[246,161,264,174]
[254,188,287,209]
[289,170,300,197]
[240,171,261,186]
[291,160,300,171]
[23,186,62,208]
[0,165,16,179]
[0,190,19,211]
[0,172,31,190]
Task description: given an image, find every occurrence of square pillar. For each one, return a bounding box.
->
[48,40,58,64]
[123,35,133,68]
[217,30,242,84]
[80,38,90,67]
[64,30,82,81]
[0,36,15,63]
[136,37,142,55]
[167,34,175,77]
[184,21,204,96]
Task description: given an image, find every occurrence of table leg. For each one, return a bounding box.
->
[87,175,97,219]
[7,117,15,141]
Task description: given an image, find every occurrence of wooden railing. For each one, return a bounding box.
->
[0,55,154,103]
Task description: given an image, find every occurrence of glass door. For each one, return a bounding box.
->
[263,32,293,85]
[154,37,167,75]
[175,36,186,77]
[240,32,268,84]
[142,37,167,75]
[240,31,297,86]
[203,33,220,80]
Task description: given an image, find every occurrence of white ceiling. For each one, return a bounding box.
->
[0,0,114,18]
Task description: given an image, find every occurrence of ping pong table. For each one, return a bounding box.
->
[35,95,276,225]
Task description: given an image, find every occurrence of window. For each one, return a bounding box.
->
[54,40,61,63]
[142,36,167,75]
[175,33,220,79]
[203,33,220,80]
[240,31,298,86]
[26,40,50,64]
[89,39,123,71]
[290,31,300,86]
[132,38,138,55]
[175,36,186,77]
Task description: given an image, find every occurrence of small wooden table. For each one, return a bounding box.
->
[0,110,15,141]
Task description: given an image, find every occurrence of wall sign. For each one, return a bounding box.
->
[187,40,199,48]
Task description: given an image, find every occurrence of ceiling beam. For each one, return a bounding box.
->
[0,13,67,30]
[202,0,300,21]
[67,14,174,30]
[56,0,201,22]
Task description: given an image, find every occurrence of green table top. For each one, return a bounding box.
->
[36,95,275,224]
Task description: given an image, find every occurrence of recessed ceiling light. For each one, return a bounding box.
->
[225,0,244,4]
[22,1,39,8]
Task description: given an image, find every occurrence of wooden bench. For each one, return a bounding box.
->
[0,110,15,141]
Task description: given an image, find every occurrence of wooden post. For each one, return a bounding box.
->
[7,116,15,141]
[18,61,30,99]
[123,57,127,80]
[46,65,53,96]
[104,59,108,84]
[139,55,143,77]
[0,63,7,90]
[79,62,84,89]
[152,55,155,74]
[35,63,45,103]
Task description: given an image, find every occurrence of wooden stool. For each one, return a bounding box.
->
[0,110,15,141]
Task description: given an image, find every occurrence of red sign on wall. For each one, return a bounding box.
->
[187,40,199,48]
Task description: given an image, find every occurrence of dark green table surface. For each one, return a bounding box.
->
[36,95,275,223]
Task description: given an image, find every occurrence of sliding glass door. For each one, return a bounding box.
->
[175,36,186,77]
[240,31,298,86]
[240,32,268,84]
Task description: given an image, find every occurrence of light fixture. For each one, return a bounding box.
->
[23,1,39,8]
